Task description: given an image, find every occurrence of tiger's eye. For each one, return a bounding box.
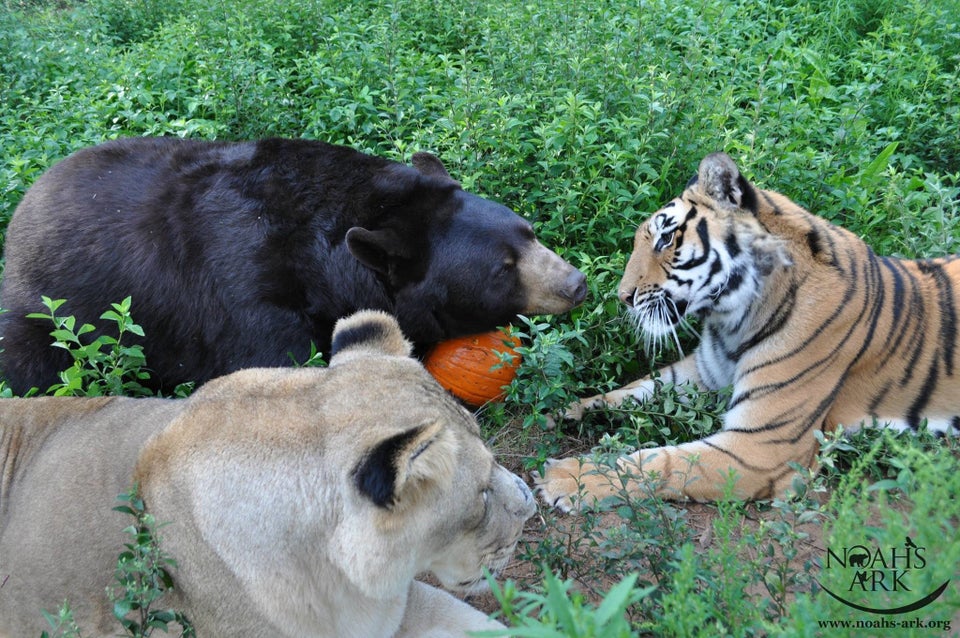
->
[655,231,675,252]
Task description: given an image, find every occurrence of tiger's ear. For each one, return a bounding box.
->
[697,152,758,212]
[750,233,792,275]
[353,419,456,509]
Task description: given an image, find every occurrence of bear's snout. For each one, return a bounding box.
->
[517,241,588,315]
[561,268,588,305]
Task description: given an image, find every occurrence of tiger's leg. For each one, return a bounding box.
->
[559,354,703,421]
[536,354,705,510]
[535,428,821,511]
[537,360,832,510]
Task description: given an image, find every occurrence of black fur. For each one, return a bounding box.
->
[353,426,428,508]
[330,320,392,358]
[0,137,567,392]
[737,174,759,213]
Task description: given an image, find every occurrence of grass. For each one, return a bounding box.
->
[2,0,959,635]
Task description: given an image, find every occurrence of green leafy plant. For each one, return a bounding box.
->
[787,433,960,636]
[480,570,654,638]
[505,315,588,432]
[25,296,153,397]
[289,341,327,368]
[110,487,194,638]
[40,602,83,638]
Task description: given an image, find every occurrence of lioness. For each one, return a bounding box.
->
[0,310,535,637]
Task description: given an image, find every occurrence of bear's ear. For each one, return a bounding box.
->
[697,152,757,213]
[353,419,456,509]
[329,310,412,363]
[368,157,459,213]
[411,152,458,185]
[345,227,413,275]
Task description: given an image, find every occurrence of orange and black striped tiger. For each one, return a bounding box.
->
[535,152,959,509]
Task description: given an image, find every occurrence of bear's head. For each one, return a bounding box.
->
[345,154,587,344]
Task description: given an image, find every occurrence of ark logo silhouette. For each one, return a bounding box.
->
[819,535,950,614]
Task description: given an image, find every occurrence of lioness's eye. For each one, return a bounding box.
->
[480,487,492,514]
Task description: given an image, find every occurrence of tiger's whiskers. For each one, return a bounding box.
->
[625,292,686,360]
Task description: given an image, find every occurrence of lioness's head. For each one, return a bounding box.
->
[135,310,535,611]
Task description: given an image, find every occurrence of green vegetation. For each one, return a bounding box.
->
[23,296,153,397]
[2,0,959,635]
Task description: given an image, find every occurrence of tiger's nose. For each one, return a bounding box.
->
[619,287,637,307]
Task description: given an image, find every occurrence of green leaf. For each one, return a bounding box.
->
[594,572,639,627]
[542,570,576,632]
[860,141,899,184]
[113,599,134,618]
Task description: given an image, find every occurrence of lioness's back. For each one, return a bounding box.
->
[0,397,180,636]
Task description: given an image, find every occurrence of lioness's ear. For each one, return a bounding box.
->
[330,310,412,363]
[354,419,456,509]
[697,152,758,213]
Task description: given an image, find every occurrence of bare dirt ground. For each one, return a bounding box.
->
[459,489,828,617]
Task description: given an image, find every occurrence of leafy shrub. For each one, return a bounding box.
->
[24,296,154,397]
[109,487,194,637]
[482,570,655,638]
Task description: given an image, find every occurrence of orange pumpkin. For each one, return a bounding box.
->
[424,329,522,407]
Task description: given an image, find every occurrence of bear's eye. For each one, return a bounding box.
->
[655,230,675,252]
[497,257,516,276]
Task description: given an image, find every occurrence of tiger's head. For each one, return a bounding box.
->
[619,153,790,350]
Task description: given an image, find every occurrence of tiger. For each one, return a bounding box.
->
[534,152,960,510]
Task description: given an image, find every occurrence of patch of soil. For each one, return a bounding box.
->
[455,490,828,617]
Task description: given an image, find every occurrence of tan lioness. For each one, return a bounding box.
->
[0,310,535,637]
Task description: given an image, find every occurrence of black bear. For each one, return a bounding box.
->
[0,137,586,393]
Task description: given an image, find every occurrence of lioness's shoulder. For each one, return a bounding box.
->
[1,398,114,505]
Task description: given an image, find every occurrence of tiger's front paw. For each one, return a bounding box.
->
[544,394,606,428]
[531,457,597,513]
